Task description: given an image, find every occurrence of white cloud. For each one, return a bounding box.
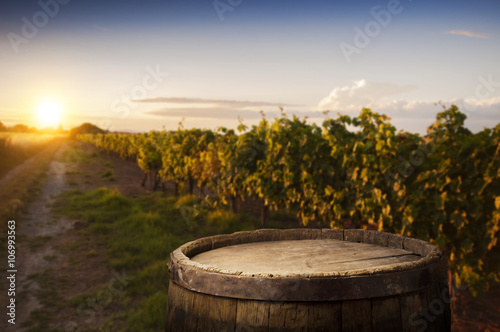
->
[147,107,324,120]
[148,108,262,119]
[140,96,309,121]
[317,80,500,133]
[318,80,417,111]
[132,84,500,134]
[462,96,500,107]
[133,97,299,108]
[444,30,489,39]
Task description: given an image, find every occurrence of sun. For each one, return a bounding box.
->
[35,98,63,128]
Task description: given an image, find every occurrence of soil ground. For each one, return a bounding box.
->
[1,140,149,331]
[1,139,499,331]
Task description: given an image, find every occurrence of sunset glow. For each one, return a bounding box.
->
[0,0,498,133]
[35,98,63,128]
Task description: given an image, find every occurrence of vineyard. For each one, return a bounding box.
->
[77,105,500,296]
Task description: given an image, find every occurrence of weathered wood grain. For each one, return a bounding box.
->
[363,230,389,247]
[278,228,322,240]
[207,294,238,332]
[190,290,212,331]
[344,229,365,242]
[165,281,197,332]
[371,296,402,332]
[236,299,270,332]
[387,232,404,249]
[321,228,344,240]
[425,283,451,332]
[400,288,428,332]
[342,299,372,332]
[307,302,342,332]
[191,240,417,275]
[269,302,309,331]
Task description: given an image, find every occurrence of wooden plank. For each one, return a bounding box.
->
[180,286,198,332]
[439,281,452,332]
[387,233,404,249]
[189,291,238,331]
[344,229,365,242]
[420,286,441,332]
[211,233,236,250]
[400,289,428,332]
[279,228,322,240]
[207,295,238,332]
[327,254,420,272]
[342,299,372,332]
[403,237,440,257]
[236,299,270,332]
[307,302,342,332]
[404,284,450,332]
[282,302,309,331]
[191,291,212,331]
[371,296,402,332]
[191,240,417,276]
[165,281,197,332]
[165,281,179,332]
[181,237,212,258]
[255,228,283,242]
[269,302,308,331]
[364,230,389,247]
[425,283,451,332]
[321,228,344,240]
[181,290,198,332]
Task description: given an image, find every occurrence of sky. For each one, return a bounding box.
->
[0,0,499,134]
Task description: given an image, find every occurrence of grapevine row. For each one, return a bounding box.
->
[77,106,500,295]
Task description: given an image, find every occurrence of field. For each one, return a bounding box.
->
[0,134,64,233]
[1,107,500,331]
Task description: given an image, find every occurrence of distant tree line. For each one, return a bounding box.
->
[68,122,106,138]
[0,121,65,134]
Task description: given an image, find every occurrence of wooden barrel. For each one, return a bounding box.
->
[166,229,450,331]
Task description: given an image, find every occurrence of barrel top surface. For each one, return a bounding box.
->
[168,229,447,301]
[191,239,420,275]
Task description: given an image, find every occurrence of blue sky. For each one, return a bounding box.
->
[0,0,499,133]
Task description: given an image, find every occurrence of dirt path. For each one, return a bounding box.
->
[0,148,46,191]
[3,141,74,331]
[1,139,149,331]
